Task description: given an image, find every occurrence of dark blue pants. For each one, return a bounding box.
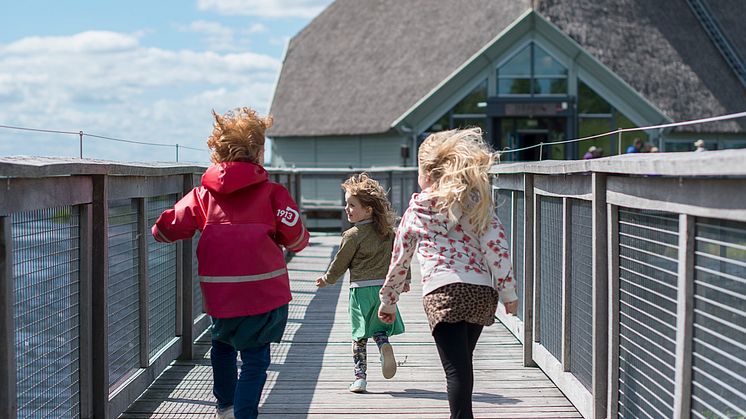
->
[211,339,271,419]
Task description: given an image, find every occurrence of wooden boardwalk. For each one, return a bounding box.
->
[120,235,580,418]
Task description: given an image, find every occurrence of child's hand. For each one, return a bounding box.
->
[504,300,518,315]
[378,306,396,324]
[402,282,411,293]
[315,277,327,288]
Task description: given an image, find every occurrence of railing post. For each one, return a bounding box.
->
[294,172,302,206]
[562,197,572,372]
[606,203,619,418]
[592,173,608,419]
[0,216,18,419]
[523,174,536,367]
[673,214,695,417]
[180,174,195,360]
[137,198,149,368]
[79,204,94,419]
[91,175,110,419]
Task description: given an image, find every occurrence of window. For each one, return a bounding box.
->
[426,80,487,135]
[497,43,567,97]
[577,80,647,158]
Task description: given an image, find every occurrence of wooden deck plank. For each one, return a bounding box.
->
[120,235,580,418]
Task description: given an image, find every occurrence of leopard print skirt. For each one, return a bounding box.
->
[422,282,499,332]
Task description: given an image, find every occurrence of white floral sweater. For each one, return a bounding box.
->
[379,191,517,313]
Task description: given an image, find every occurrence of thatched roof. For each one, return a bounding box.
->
[269,0,746,137]
[537,0,746,132]
[268,0,530,137]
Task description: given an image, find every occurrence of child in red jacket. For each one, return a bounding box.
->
[152,107,309,419]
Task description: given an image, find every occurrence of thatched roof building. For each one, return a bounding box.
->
[269,0,746,165]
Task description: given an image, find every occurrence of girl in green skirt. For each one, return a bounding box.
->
[316,173,407,393]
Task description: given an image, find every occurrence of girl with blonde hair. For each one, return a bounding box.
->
[316,173,408,393]
[378,128,517,419]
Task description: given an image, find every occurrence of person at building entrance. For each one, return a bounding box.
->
[378,128,518,419]
[151,107,310,419]
[626,137,644,153]
[583,145,603,159]
[694,139,706,152]
[316,173,407,393]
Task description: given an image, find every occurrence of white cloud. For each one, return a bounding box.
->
[175,20,237,51]
[245,23,268,34]
[0,31,281,163]
[197,0,332,18]
[4,31,140,54]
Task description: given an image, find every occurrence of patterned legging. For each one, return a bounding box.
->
[353,331,389,379]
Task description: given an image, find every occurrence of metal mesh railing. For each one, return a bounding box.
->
[496,190,512,247]
[539,196,563,360]
[192,174,203,322]
[617,208,679,419]
[691,218,746,418]
[569,200,593,391]
[146,195,178,359]
[12,207,81,418]
[192,231,203,321]
[515,192,525,321]
[107,198,141,386]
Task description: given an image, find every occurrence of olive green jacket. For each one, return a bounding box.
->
[322,221,410,287]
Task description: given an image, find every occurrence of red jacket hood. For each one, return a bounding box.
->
[202,162,268,194]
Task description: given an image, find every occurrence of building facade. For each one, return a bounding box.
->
[269,0,746,167]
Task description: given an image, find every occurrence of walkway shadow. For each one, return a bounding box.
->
[260,239,342,417]
[381,388,521,405]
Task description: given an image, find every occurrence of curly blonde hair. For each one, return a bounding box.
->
[341,173,395,238]
[418,127,496,232]
[207,107,273,164]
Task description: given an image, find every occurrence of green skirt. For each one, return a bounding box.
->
[349,285,405,340]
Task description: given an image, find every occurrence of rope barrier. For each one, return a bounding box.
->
[0,123,204,160]
[498,110,746,155]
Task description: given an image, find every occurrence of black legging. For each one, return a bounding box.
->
[432,321,484,419]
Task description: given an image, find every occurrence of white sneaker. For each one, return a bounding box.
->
[379,342,397,379]
[349,378,367,393]
[215,406,236,419]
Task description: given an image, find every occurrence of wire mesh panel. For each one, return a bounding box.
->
[146,195,178,359]
[539,196,563,361]
[496,190,512,247]
[107,198,140,386]
[515,192,525,321]
[569,199,593,390]
[617,208,679,419]
[192,174,203,321]
[691,218,746,418]
[192,231,203,321]
[12,207,81,418]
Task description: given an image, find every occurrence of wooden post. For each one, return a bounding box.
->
[137,198,149,368]
[562,197,572,372]
[606,203,619,418]
[180,175,195,360]
[673,214,695,418]
[294,172,302,208]
[0,216,18,419]
[523,174,536,367]
[592,173,608,419]
[78,204,93,419]
[91,175,110,419]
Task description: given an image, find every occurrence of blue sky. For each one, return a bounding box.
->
[0,0,333,163]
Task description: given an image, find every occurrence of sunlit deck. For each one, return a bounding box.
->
[119,235,580,418]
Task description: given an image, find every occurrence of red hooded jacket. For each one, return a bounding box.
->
[151,162,309,318]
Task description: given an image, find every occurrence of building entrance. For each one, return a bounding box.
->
[493,117,568,161]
